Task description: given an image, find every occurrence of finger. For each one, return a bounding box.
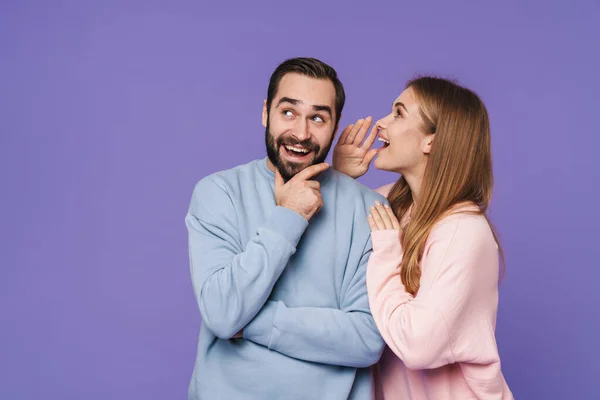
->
[337,124,354,145]
[384,204,400,230]
[370,206,385,230]
[368,214,378,232]
[364,148,378,166]
[306,181,320,190]
[292,162,329,182]
[316,193,324,208]
[345,119,364,145]
[353,116,372,146]
[274,168,285,189]
[312,191,324,212]
[361,123,379,151]
[375,202,393,229]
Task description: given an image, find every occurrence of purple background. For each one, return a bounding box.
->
[1,1,599,399]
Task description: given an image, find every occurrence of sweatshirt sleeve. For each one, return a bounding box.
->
[375,183,395,198]
[186,177,309,339]
[366,217,502,372]
[243,238,385,368]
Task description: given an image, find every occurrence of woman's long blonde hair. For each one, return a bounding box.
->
[387,77,504,296]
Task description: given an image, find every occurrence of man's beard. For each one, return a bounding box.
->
[265,120,334,181]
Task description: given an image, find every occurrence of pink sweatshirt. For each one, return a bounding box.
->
[367,184,513,399]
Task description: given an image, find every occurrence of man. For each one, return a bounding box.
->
[185,57,386,399]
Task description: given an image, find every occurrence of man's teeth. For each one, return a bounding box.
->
[285,145,310,154]
[378,137,390,145]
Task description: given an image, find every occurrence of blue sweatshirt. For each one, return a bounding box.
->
[185,158,386,400]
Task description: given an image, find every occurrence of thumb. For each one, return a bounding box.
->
[274,168,284,189]
[364,149,378,165]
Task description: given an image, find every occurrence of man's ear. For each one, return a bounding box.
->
[262,99,268,128]
[332,113,342,139]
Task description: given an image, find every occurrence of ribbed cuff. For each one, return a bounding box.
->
[262,206,309,247]
[243,301,279,347]
[371,230,402,253]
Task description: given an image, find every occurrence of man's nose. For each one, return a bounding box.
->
[292,118,310,141]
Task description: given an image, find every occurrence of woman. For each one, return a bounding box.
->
[333,77,513,399]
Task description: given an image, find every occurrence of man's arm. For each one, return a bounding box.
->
[242,239,385,368]
[186,177,308,339]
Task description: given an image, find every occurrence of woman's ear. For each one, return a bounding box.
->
[422,133,434,154]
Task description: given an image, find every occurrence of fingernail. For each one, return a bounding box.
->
[384,204,390,208]
[375,201,381,206]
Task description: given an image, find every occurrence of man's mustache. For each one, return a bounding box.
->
[277,137,319,152]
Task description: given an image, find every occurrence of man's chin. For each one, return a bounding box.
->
[277,158,316,180]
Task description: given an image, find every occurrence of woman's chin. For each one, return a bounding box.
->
[374,157,388,171]
[374,157,401,173]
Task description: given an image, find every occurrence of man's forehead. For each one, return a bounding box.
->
[275,73,336,108]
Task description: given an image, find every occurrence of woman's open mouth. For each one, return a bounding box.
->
[378,137,390,150]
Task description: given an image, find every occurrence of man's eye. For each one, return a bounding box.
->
[283,110,294,117]
[312,115,324,122]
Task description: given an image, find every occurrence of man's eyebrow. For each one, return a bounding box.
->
[313,105,332,118]
[276,97,333,118]
[276,97,300,107]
